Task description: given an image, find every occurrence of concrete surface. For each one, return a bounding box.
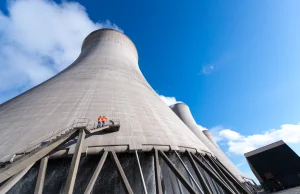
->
[0,29,211,162]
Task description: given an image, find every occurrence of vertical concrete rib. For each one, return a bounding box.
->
[34,157,48,194]
[64,130,86,194]
[84,151,108,194]
[154,149,163,194]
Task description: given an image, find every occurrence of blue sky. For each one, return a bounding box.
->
[1,0,300,182]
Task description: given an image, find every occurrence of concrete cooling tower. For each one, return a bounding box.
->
[202,130,220,149]
[170,103,246,181]
[0,29,257,194]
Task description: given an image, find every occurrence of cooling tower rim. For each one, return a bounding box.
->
[174,102,185,104]
[202,129,211,133]
[169,102,188,108]
[84,28,131,44]
[81,28,138,59]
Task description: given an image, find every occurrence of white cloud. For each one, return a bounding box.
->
[219,129,243,141]
[0,0,122,103]
[209,126,225,142]
[159,95,178,106]
[214,123,300,155]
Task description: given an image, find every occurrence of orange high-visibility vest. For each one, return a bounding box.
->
[98,117,103,122]
[103,117,107,121]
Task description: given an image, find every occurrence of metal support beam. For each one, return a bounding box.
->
[244,182,255,193]
[204,156,240,194]
[84,151,108,194]
[215,158,244,185]
[210,178,222,194]
[198,154,236,193]
[187,152,213,194]
[135,151,148,194]
[249,179,258,187]
[0,163,34,193]
[158,150,198,194]
[0,128,78,183]
[247,182,256,191]
[174,151,204,194]
[111,151,133,194]
[154,149,163,194]
[34,157,48,194]
[176,177,185,194]
[191,153,236,194]
[214,158,254,193]
[64,129,86,194]
[197,154,223,181]
[210,157,252,194]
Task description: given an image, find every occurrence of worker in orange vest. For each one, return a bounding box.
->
[97,115,103,128]
[102,116,108,126]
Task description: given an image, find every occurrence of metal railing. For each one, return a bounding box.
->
[0,118,119,164]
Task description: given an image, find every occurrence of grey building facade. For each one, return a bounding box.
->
[0,29,257,193]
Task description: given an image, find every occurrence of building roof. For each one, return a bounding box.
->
[244,140,285,157]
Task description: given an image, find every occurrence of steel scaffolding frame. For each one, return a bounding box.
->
[0,130,259,194]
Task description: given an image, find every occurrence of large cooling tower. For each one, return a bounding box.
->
[171,103,245,182]
[0,29,256,194]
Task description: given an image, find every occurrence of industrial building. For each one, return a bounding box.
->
[245,140,300,192]
[0,29,257,193]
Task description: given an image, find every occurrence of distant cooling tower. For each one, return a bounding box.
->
[202,130,220,149]
[0,29,256,194]
[170,103,245,182]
